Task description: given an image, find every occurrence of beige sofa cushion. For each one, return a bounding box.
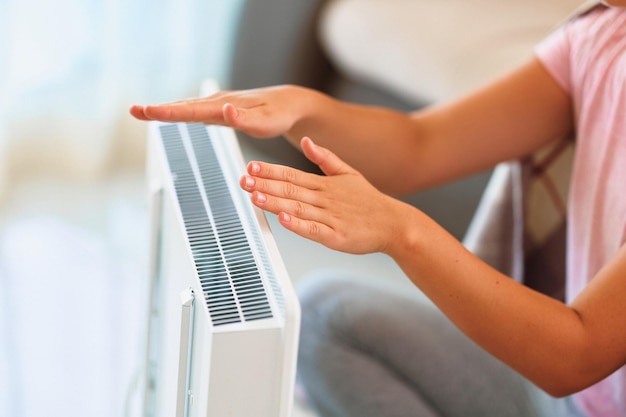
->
[319,0,583,104]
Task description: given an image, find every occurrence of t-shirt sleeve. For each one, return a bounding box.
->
[534,24,572,94]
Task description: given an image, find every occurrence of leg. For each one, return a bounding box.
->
[296,272,560,417]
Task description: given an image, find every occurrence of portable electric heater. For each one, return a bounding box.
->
[142,81,300,417]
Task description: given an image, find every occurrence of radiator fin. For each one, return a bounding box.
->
[160,124,273,326]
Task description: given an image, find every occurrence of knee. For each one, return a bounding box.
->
[297,271,355,313]
[295,271,360,360]
[296,271,355,338]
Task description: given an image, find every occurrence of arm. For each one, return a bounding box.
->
[390,209,626,397]
[240,137,626,397]
[130,57,572,195]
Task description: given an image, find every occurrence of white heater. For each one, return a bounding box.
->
[143,81,300,417]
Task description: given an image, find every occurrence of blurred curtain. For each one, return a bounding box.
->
[0,0,243,416]
[0,0,243,200]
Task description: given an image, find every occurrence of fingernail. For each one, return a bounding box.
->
[244,176,254,188]
[280,212,291,223]
[255,192,266,204]
[250,163,261,174]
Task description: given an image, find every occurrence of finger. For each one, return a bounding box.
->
[142,100,225,123]
[246,161,321,190]
[276,212,336,247]
[133,94,234,122]
[129,105,150,120]
[222,103,256,134]
[240,173,319,208]
[222,103,239,125]
[223,103,288,138]
[249,190,326,225]
[300,137,355,176]
[147,92,233,109]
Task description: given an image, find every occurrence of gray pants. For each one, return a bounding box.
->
[296,272,585,417]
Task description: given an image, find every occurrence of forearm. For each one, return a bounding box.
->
[285,58,573,195]
[241,135,626,396]
[283,89,509,195]
[387,206,600,396]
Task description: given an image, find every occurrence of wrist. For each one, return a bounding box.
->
[382,202,428,259]
[286,86,335,141]
[383,203,458,272]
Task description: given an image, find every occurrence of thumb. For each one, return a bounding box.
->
[223,102,260,134]
[301,137,354,176]
[222,102,279,138]
[222,102,244,128]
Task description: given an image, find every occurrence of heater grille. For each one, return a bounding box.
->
[160,123,273,326]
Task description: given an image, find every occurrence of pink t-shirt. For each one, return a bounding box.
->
[535,5,626,417]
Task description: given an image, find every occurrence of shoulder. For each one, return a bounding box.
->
[535,5,626,92]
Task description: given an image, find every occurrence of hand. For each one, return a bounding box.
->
[129,85,317,139]
[240,137,415,255]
